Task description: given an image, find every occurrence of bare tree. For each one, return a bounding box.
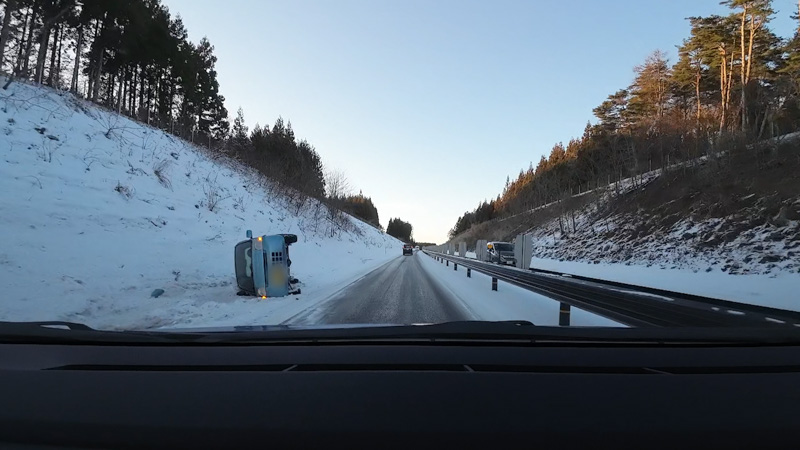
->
[324,168,351,199]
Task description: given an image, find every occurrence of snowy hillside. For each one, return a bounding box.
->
[526,172,800,276]
[452,142,800,310]
[0,79,400,330]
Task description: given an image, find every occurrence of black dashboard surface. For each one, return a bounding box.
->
[1,342,799,449]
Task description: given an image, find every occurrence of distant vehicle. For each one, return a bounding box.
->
[403,244,413,256]
[414,245,420,250]
[486,241,516,266]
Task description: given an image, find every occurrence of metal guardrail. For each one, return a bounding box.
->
[423,250,800,328]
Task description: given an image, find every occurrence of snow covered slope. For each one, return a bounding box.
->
[526,173,800,276]
[0,79,400,330]
[452,140,800,311]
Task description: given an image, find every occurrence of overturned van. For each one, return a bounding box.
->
[234,231,300,297]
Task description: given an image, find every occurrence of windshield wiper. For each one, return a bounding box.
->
[0,321,196,344]
[19,321,94,330]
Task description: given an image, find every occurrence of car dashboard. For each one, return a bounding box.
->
[1,335,800,449]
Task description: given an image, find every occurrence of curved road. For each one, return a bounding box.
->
[315,252,471,325]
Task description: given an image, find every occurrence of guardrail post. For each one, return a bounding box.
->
[467,268,471,278]
[446,260,449,267]
[559,303,571,326]
[491,277,498,291]
[454,263,457,270]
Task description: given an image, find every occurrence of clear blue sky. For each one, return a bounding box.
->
[162,0,798,244]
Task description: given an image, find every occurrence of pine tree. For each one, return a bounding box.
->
[232,108,248,140]
[229,107,250,153]
[627,50,672,126]
[592,89,630,132]
[722,0,775,132]
[386,218,413,242]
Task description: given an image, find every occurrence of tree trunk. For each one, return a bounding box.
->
[46,24,58,86]
[695,70,701,123]
[130,68,137,115]
[571,209,577,233]
[721,53,734,132]
[0,0,18,71]
[34,6,70,84]
[727,57,734,114]
[138,69,145,119]
[739,7,747,133]
[120,69,127,113]
[70,25,81,93]
[91,47,103,101]
[719,51,728,132]
[91,15,106,102]
[106,72,114,107]
[758,108,770,140]
[87,20,100,97]
[746,16,759,85]
[116,72,123,113]
[14,7,29,73]
[33,26,51,83]
[146,75,153,124]
[128,70,134,116]
[21,8,37,76]
[55,24,63,86]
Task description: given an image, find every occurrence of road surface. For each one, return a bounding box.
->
[314,251,471,324]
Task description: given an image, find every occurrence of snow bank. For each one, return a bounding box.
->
[0,79,400,330]
[530,257,800,312]
[418,253,624,327]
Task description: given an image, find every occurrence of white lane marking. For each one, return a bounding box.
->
[765,317,786,324]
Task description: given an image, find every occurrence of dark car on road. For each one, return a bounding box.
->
[486,241,516,266]
[403,244,413,256]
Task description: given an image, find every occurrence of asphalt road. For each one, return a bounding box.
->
[316,251,471,325]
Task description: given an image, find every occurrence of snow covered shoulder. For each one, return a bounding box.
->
[0,79,400,330]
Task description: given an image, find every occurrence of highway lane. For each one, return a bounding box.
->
[315,251,472,325]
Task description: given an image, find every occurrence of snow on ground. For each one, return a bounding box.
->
[418,253,625,327]
[0,79,400,330]
[530,257,800,312]
[528,202,800,276]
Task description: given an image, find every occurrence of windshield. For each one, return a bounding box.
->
[1,0,799,340]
